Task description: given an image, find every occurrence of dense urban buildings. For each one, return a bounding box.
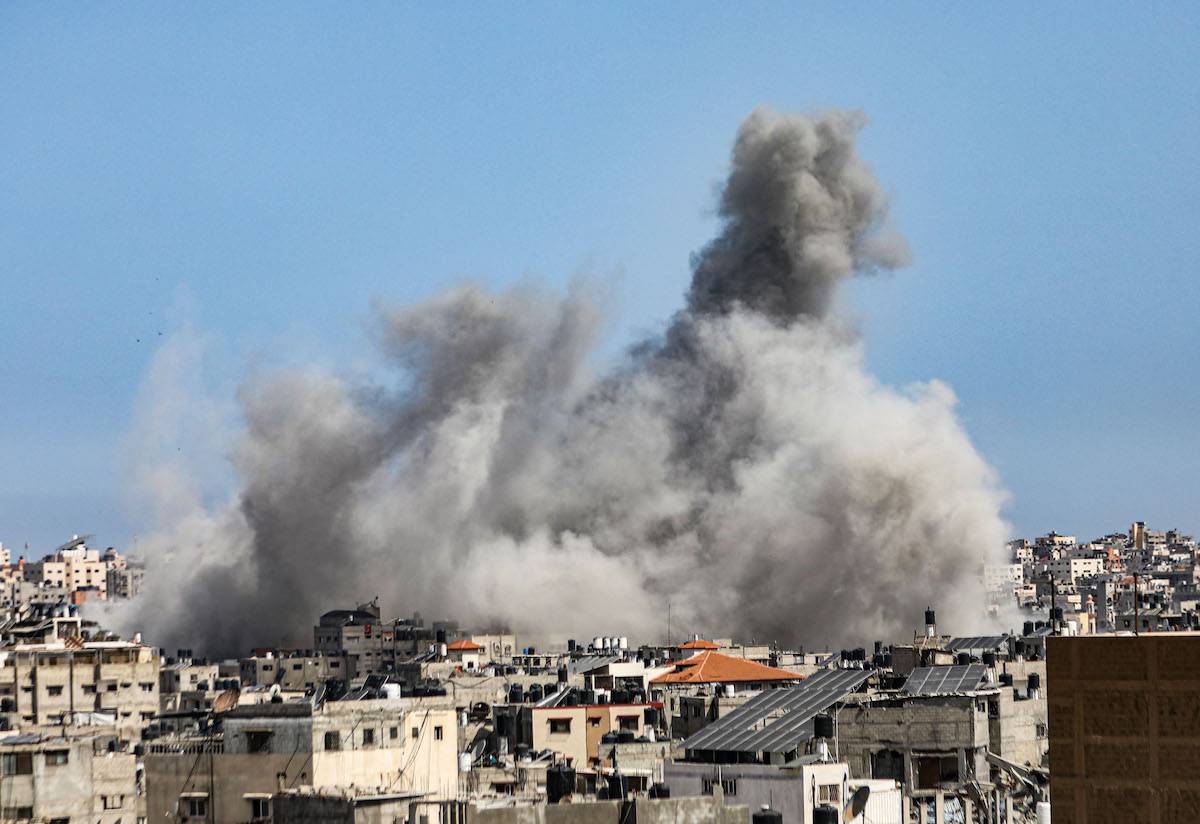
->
[0,523,1196,822]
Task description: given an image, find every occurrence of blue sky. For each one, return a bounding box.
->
[2,4,1199,553]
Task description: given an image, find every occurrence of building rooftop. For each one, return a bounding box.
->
[651,650,802,685]
[446,639,483,651]
[679,639,720,650]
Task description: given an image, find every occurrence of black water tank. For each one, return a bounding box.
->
[753,807,783,824]
[1028,673,1041,692]
[925,607,936,626]
[528,685,544,703]
[496,713,512,737]
[547,763,576,803]
[999,673,1013,687]
[814,805,838,824]
[982,651,997,668]
[1035,620,1045,630]
[612,689,630,704]
[874,640,883,655]
[852,647,866,662]
[557,667,569,683]
[436,629,447,644]
[1014,640,1026,657]
[508,685,524,703]
[1051,607,1064,622]
[618,730,636,744]
[601,731,620,744]
[567,639,577,653]
[813,714,834,740]
[1023,621,1035,636]
[565,692,579,707]
[644,707,660,728]
[607,772,630,800]
[956,652,971,665]
[881,653,892,668]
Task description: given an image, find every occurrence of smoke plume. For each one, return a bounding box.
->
[114,107,1008,657]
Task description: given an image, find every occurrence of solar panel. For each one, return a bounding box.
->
[682,668,870,755]
[944,635,1008,653]
[901,664,987,695]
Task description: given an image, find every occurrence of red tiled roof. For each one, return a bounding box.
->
[447,640,483,651]
[679,639,720,650]
[651,651,803,685]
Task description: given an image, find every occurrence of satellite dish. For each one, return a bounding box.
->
[842,785,870,821]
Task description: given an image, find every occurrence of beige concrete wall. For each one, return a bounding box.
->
[1048,634,1200,824]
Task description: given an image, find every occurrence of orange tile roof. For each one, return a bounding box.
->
[447,640,483,651]
[651,651,803,685]
[679,639,720,650]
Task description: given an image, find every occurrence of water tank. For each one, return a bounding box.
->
[1015,640,1027,657]
[999,673,1014,687]
[982,651,997,668]
[607,772,630,800]
[1036,801,1051,824]
[1023,620,1035,636]
[814,805,838,824]
[567,639,577,653]
[813,714,834,740]
[528,685,544,703]
[1051,607,1064,623]
[593,636,603,651]
[436,629,447,644]
[557,667,569,684]
[439,643,448,658]
[458,752,472,772]
[617,730,636,744]
[644,707,660,728]
[752,807,783,824]
[602,637,612,650]
[874,640,883,655]
[508,685,525,703]
[381,684,402,700]
[618,637,629,650]
[1028,673,1042,699]
[924,607,936,626]
[547,764,576,803]
[496,712,511,737]
[956,652,971,665]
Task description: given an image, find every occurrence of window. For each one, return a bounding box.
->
[435,725,444,740]
[107,683,118,692]
[389,726,399,740]
[363,728,375,746]
[589,717,601,727]
[411,727,419,739]
[293,663,302,670]
[691,705,701,718]
[183,796,208,817]
[618,715,638,731]
[250,798,271,820]
[324,731,341,751]
[104,794,124,809]
[548,718,571,734]
[1,752,32,774]
[140,682,155,692]
[82,684,96,694]
[245,731,273,753]
[818,784,841,805]
[45,749,69,766]
[2,808,33,820]
[47,685,64,696]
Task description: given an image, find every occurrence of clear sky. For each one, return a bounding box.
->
[2,4,1199,554]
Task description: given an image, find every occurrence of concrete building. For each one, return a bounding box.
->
[145,698,459,824]
[0,639,159,740]
[667,762,892,824]
[1047,633,1200,823]
[0,729,142,823]
[521,702,657,770]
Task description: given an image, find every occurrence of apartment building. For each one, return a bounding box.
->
[144,698,459,823]
[0,729,142,823]
[0,639,159,740]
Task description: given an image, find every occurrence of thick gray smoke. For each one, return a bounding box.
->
[113,107,1008,656]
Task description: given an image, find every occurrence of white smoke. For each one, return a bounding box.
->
[111,107,1009,656]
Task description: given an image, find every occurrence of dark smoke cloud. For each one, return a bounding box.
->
[110,107,1007,657]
